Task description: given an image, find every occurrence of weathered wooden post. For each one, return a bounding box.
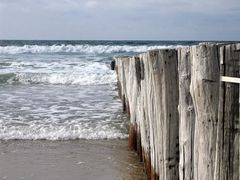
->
[190,44,220,180]
[214,43,240,180]
[178,47,195,180]
[136,49,179,180]
[156,49,179,180]
[136,53,152,179]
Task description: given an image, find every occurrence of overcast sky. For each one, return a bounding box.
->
[0,0,239,40]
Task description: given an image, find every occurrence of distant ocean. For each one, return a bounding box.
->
[0,40,209,140]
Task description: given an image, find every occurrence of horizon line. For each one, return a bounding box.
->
[0,39,239,42]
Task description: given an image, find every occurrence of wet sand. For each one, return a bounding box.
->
[0,140,146,180]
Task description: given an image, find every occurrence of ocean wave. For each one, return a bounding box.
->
[0,82,128,140]
[0,61,117,85]
[0,44,183,54]
[0,71,116,85]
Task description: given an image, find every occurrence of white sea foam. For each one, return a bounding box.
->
[0,123,128,140]
[14,71,116,85]
[0,44,184,54]
[0,84,128,140]
[1,62,117,85]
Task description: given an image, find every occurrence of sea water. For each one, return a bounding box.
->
[0,40,197,140]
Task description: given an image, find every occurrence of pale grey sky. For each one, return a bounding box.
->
[0,0,239,40]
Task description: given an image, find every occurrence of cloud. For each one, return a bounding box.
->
[85,1,97,8]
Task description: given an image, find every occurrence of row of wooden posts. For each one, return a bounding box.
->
[113,43,239,180]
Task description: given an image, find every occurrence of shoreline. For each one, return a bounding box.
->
[0,139,146,180]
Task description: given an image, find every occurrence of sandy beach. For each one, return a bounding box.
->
[0,140,146,180]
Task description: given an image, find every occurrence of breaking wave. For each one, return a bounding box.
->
[0,71,116,85]
[0,61,116,85]
[1,72,115,85]
[0,44,183,54]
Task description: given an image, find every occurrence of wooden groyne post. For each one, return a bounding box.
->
[114,43,240,180]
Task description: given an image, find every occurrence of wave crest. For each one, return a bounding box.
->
[0,44,183,54]
[0,62,116,85]
[0,72,116,85]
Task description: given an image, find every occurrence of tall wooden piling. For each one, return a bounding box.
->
[190,44,220,180]
[178,47,195,180]
[141,49,179,180]
[214,44,240,180]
